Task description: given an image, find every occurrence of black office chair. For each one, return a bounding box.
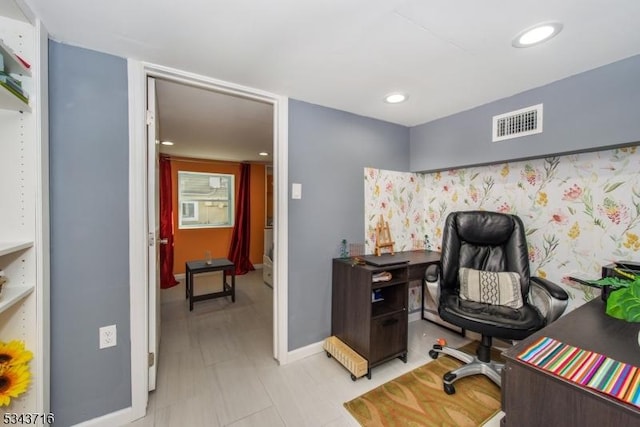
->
[428,210,569,394]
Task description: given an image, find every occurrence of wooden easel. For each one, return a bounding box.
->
[374,215,395,256]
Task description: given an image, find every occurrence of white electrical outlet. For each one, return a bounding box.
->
[99,325,117,349]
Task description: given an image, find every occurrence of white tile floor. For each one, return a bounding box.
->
[130,269,503,427]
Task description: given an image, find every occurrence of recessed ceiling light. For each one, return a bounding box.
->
[513,22,563,48]
[384,93,408,104]
[259,152,270,156]
[160,140,174,146]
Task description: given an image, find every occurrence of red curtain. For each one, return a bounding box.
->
[159,155,179,289]
[228,163,255,275]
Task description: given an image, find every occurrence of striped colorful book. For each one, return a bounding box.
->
[517,336,640,409]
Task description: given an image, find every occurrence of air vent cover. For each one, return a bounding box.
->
[492,104,543,142]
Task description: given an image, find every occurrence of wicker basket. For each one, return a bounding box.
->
[324,336,368,379]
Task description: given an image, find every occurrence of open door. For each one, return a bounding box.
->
[147,77,161,391]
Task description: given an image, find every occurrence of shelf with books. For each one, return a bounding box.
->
[0,82,29,110]
[0,38,31,110]
[0,38,31,76]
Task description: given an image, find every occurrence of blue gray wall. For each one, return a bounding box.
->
[288,100,410,350]
[410,54,640,172]
[49,41,131,426]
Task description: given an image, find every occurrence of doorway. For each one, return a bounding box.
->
[127,60,289,420]
[152,77,275,306]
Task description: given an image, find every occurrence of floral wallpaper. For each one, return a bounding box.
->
[364,146,640,312]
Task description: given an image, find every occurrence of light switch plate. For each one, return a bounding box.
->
[292,183,302,199]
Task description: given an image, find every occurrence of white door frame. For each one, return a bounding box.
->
[126,60,289,421]
[146,76,160,391]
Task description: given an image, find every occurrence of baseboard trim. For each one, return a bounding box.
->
[72,407,137,427]
[284,339,324,364]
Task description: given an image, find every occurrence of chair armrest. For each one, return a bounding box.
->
[531,276,568,300]
[425,263,440,283]
[424,264,441,304]
[529,276,569,323]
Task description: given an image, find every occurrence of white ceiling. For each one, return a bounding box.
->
[24,0,640,161]
[154,79,273,162]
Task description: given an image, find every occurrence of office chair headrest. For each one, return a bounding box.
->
[451,211,518,246]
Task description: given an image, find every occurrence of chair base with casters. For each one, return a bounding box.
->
[429,335,503,395]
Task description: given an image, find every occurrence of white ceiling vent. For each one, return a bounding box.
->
[492,104,543,142]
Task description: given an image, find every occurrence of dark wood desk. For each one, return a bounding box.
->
[502,298,640,427]
[185,258,235,311]
[331,250,440,378]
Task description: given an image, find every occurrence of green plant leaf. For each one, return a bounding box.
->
[605,282,640,322]
[587,277,631,288]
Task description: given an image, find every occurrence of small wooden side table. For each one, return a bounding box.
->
[185,258,235,311]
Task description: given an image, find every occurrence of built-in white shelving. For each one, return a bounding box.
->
[0,0,48,416]
[0,87,28,110]
[0,38,32,76]
[0,241,35,315]
[0,38,31,111]
[0,84,29,110]
[0,240,33,256]
[0,284,34,315]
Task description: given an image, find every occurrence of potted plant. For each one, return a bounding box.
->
[588,268,640,323]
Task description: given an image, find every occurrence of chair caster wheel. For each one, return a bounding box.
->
[351,374,357,381]
[429,350,439,359]
[444,383,456,395]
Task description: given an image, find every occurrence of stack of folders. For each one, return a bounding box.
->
[0,72,28,104]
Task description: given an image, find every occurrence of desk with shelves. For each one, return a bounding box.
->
[331,250,440,378]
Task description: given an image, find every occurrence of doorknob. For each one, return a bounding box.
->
[159,238,168,244]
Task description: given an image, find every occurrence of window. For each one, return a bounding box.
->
[180,201,198,221]
[178,171,234,228]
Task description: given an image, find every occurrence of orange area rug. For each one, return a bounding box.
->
[344,343,502,426]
